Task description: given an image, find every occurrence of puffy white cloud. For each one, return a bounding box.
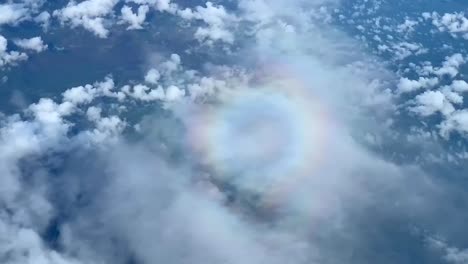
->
[127,0,175,12]
[28,98,75,139]
[434,53,467,77]
[56,0,118,20]
[178,2,236,44]
[397,18,419,33]
[428,237,468,264]
[62,84,97,105]
[391,42,428,60]
[120,5,149,30]
[61,77,125,105]
[54,0,119,38]
[85,114,127,143]
[424,12,468,39]
[0,35,29,68]
[451,80,468,93]
[440,110,468,138]
[441,88,463,105]
[399,53,468,139]
[1,51,28,66]
[160,53,181,75]
[397,77,439,93]
[144,68,161,84]
[121,82,185,102]
[410,90,455,117]
[122,83,165,101]
[0,35,7,54]
[14,36,48,53]
[0,3,27,26]
[165,85,185,101]
[188,76,227,99]
[86,106,102,121]
[34,11,51,30]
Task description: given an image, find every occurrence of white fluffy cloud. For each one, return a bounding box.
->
[440,110,468,138]
[54,0,119,38]
[144,68,161,84]
[397,52,468,140]
[424,12,468,39]
[14,36,48,52]
[410,90,455,117]
[0,35,29,68]
[34,11,51,29]
[1,1,466,264]
[127,0,175,12]
[178,2,236,44]
[451,80,468,93]
[120,4,149,30]
[434,53,467,77]
[397,77,439,93]
[0,3,28,26]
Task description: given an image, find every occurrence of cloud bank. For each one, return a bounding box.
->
[0,0,466,264]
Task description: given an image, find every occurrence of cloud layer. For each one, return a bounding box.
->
[1,0,467,264]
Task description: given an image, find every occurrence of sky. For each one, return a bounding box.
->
[1,0,468,264]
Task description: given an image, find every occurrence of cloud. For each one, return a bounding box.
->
[427,237,468,264]
[395,52,468,140]
[120,5,149,30]
[177,2,237,44]
[440,110,468,138]
[127,0,175,12]
[14,36,48,53]
[410,90,455,117]
[144,68,161,84]
[34,11,51,30]
[434,53,467,78]
[397,77,439,93]
[0,4,28,26]
[0,0,465,264]
[424,12,468,39]
[54,0,119,38]
[0,35,29,69]
[451,80,468,93]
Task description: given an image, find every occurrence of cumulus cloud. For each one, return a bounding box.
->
[397,76,439,93]
[451,80,468,93]
[127,0,175,12]
[54,0,119,38]
[410,90,455,116]
[178,2,237,44]
[434,53,467,77]
[14,36,48,53]
[0,3,28,26]
[144,68,160,84]
[34,11,51,30]
[424,11,468,39]
[120,5,149,30]
[0,35,29,68]
[440,110,468,138]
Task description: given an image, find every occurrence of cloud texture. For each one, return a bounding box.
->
[1,0,467,264]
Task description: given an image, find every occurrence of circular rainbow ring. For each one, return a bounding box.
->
[187,70,330,208]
